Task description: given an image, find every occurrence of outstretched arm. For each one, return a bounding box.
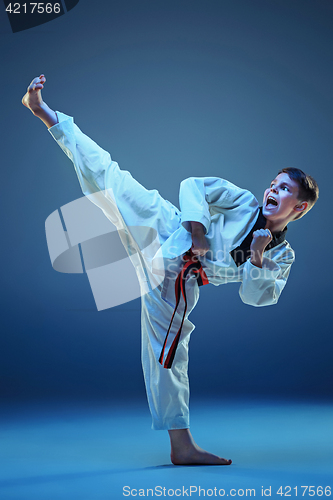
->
[22,75,58,128]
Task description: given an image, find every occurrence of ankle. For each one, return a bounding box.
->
[168,428,194,451]
[32,101,47,116]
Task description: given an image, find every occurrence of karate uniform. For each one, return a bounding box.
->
[49,113,295,430]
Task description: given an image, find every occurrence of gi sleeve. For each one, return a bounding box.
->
[179,177,252,234]
[238,244,295,307]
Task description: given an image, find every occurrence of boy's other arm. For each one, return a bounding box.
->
[180,177,255,258]
[238,244,295,307]
[179,176,254,234]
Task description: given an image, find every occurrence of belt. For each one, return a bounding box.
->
[159,250,209,369]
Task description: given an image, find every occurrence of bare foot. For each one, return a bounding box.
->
[22,75,46,114]
[22,75,58,128]
[168,429,232,466]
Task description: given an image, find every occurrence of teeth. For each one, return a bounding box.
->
[267,196,278,206]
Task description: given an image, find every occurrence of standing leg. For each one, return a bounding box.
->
[141,276,232,465]
[141,282,197,431]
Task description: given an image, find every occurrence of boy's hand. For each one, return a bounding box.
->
[250,229,272,268]
[190,222,209,256]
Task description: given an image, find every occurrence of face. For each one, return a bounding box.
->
[262,173,306,224]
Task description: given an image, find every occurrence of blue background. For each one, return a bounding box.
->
[0,0,331,404]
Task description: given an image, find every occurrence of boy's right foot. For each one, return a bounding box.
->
[22,75,46,114]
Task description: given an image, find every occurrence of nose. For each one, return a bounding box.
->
[270,185,278,193]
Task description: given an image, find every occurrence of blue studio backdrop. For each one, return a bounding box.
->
[1,0,331,405]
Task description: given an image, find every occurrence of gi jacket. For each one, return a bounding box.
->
[49,112,295,309]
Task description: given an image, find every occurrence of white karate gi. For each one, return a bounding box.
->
[49,113,295,430]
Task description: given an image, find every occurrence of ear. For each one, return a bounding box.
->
[294,201,308,214]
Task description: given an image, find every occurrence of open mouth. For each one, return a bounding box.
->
[266,196,278,207]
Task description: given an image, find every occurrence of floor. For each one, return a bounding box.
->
[0,398,332,499]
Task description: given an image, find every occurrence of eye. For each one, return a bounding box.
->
[282,186,289,191]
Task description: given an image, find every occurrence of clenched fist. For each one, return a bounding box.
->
[190,221,209,257]
[250,228,272,268]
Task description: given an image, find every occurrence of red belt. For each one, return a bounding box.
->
[159,250,209,369]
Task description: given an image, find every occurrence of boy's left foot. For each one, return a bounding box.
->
[168,429,232,466]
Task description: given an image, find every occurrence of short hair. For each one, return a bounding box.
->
[278,167,319,219]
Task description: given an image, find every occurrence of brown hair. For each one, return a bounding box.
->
[278,167,319,219]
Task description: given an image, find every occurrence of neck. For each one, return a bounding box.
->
[265,219,287,234]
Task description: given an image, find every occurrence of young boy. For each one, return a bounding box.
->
[22,75,319,466]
